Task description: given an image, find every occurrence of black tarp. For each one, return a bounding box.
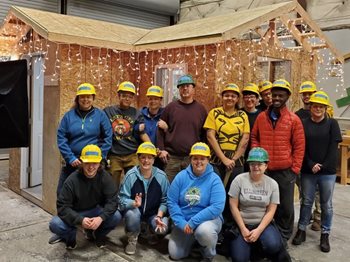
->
[0,59,29,148]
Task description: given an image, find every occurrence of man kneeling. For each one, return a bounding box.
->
[49,144,121,249]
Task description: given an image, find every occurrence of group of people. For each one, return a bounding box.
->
[48,74,341,261]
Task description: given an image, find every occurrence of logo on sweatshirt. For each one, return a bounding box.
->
[185,187,201,206]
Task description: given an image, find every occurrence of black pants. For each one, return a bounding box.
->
[268,168,296,242]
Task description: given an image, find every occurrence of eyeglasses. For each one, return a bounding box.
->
[223,94,239,99]
[243,95,257,100]
[120,93,134,99]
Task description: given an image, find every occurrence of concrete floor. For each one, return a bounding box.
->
[0,160,350,261]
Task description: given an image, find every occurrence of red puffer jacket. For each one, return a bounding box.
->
[251,106,305,174]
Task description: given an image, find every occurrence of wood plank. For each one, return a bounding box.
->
[294,2,344,63]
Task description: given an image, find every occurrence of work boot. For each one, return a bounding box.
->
[292,229,306,245]
[320,233,330,252]
[311,219,321,231]
[125,232,138,255]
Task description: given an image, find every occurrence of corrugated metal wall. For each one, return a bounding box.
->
[67,0,171,29]
[0,0,59,23]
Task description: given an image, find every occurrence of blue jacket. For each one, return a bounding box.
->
[134,106,164,145]
[118,166,169,220]
[57,107,112,164]
[167,163,225,230]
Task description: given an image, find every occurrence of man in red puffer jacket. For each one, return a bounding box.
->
[251,79,305,248]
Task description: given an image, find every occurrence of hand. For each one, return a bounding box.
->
[158,150,169,164]
[223,157,235,170]
[248,228,262,243]
[134,193,142,208]
[82,217,93,229]
[154,216,167,233]
[139,123,145,132]
[158,120,168,132]
[312,163,322,174]
[70,159,82,168]
[184,224,193,235]
[240,227,251,242]
[89,216,103,230]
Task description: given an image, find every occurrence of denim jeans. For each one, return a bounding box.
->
[168,217,222,260]
[297,173,336,234]
[49,207,122,242]
[230,224,283,262]
[123,208,169,235]
[56,165,77,198]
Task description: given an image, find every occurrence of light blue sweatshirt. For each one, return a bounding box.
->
[167,163,226,230]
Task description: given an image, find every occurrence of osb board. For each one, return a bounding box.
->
[214,40,316,111]
[42,84,61,215]
[10,6,149,51]
[8,149,21,194]
[137,44,218,111]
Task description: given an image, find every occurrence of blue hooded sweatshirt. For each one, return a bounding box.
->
[167,163,225,230]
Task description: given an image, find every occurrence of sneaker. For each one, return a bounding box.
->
[320,233,330,252]
[48,234,62,245]
[311,219,321,231]
[292,229,306,245]
[83,229,94,241]
[125,238,137,255]
[65,239,77,250]
[95,237,106,248]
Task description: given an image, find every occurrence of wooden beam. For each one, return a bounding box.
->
[279,15,313,52]
[311,43,327,50]
[294,2,344,63]
[344,53,350,61]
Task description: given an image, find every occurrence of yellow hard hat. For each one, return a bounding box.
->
[117,81,136,94]
[242,83,260,96]
[136,142,157,156]
[189,142,211,157]
[272,79,292,94]
[309,91,330,106]
[259,80,272,93]
[299,81,317,94]
[80,144,102,163]
[222,83,241,96]
[146,85,163,98]
[76,83,96,96]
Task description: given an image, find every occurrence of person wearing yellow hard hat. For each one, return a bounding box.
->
[257,80,273,111]
[157,75,207,182]
[56,82,112,200]
[292,91,342,253]
[118,142,170,255]
[295,81,317,120]
[251,78,305,247]
[54,82,113,245]
[134,85,168,169]
[167,142,226,261]
[229,147,292,261]
[49,144,121,249]
[204,83,250,187]
[295,81,323,232]
[241,83,262,172]
[103,81,139,189]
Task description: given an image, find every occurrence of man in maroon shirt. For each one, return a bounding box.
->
[157,75,207,182]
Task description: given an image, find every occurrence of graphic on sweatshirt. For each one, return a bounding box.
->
[185,187,201,206]
[111,114,134,139]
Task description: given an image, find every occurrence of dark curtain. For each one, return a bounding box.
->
[0,59,29,148]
